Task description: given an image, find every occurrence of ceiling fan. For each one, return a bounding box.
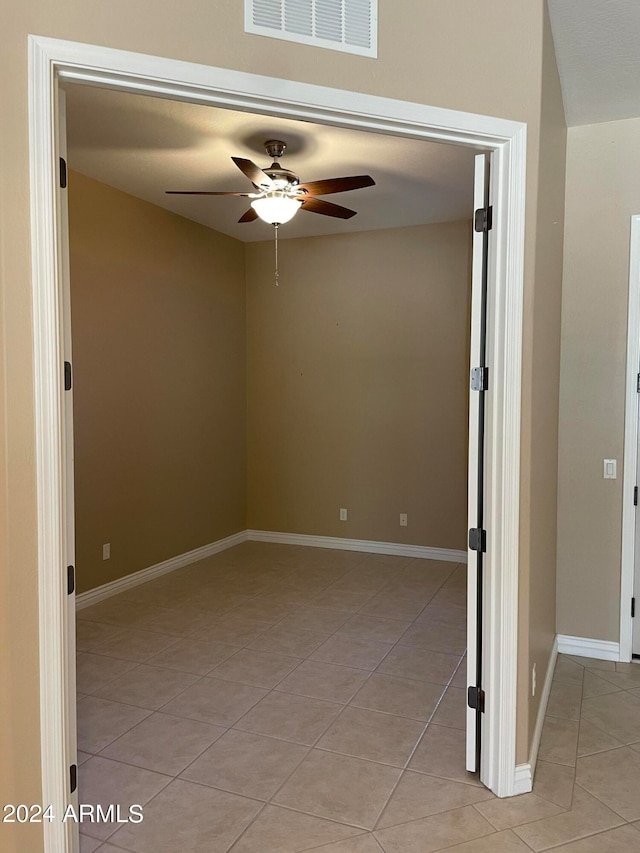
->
[166,139,375,225]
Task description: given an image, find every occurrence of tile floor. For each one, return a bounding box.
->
[75,542,640,852]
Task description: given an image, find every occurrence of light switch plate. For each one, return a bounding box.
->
[603,459,617,479]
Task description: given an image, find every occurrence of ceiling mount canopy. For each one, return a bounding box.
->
[166,138,375,226]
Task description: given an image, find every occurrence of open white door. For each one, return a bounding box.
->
[466,153,491,773]
[57,87,80,852]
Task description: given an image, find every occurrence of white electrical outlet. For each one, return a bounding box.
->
[339,508,348,521]
[532,663,537,697]
[103,543,111,560]
[400,513,408,527]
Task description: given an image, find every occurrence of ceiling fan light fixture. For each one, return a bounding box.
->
[251,193,302,225]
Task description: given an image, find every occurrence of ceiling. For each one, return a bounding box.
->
[63,83,477,243]
[548,0,640,126]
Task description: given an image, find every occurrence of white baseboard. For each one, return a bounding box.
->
[513,633,559,795]
[77,529,463,609]
[246,529,467,563]
[76,530,248,609]
[556,634,620,661]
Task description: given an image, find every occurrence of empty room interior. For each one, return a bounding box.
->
[66,83,485,850]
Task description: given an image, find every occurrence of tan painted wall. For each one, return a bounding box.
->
[246,222,471,548]
[557,117,640,641]
[68,172,246,594]
[522,3,567,751]
[0,3,557,845]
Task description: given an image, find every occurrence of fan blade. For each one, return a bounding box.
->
[166,190,253,196]
[238,208,259,223]
[297,175,375,196]
[298,197,357,219]
[232,157,275,189]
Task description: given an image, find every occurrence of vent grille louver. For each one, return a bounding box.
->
[245,0,377,57]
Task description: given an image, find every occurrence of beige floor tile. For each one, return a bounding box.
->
[93,629,179,662]
[247,624,327,657]
[111,778,261,853]
[274,749,401,829]
[408,724,482,786]
[210,648,301,688]
[473,792,564,830]
[537,716,579,766]
[451,663,468,689]
[277,606,351,636]
[576,746,640,820]
[234,690,342,745]
[513,785,624,851]
[359,595,427,621]
[311,589,376,612]
[338,615,412,644]
[415,603,466,630]
[78,599,159,628]
[181,729,307,799]
[351,674,443,722]
[131,606,213,638]
[582,670,622,698]
[540,825,640,852]
[310,836,386,853]
[581,691,640,743]
[277,660,370,703]
[193,616,273,647]
[76,653,138,695]
[93,664,199,710]
[546,682,583,721]
[566,655,615,671]
[591,667,640,691]
[79,834,102,853]
[99,711,225,775]
[78,755,171,841]
[577,718,624,756]
[377,646,460,685]
[77,750,92,765]
[431,687,466,730]
[76,620,125,651]
[229,597,305,623]
[531,760,575,809]
[311,635,394,670]
[77,696,152,753]
[317,706,425,766]
[161,677,267,726]
[397,623,467,656]
[376,771,494,829]
[374,804,495,853]
[145,637,238,674]
[552,656,585,686]
[228,803,364,853]
[419,829,533,852]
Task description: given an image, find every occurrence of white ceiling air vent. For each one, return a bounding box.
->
[245,0,377,58]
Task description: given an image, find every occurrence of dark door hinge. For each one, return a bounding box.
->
[474,205,493,233]
[632,597,636,618]
[67,565,75,595]
[468,528,487,553]
[470,366,489,392]
[64,361,72,391]
[59,157,67,189]
[637,372,640,392]
[635,487,638,507]
[468,685,485,712]
[70,764,77,794]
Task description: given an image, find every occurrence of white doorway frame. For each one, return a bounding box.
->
[620,215,640,662]
[29,34,526,852]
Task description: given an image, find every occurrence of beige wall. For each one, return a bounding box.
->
[520,2,568,754]
[68,172,246,593]
[0,3,559,845]
[247,222,471,548]
[557,117,640,641]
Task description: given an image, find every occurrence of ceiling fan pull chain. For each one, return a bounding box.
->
[274,223,279,287]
